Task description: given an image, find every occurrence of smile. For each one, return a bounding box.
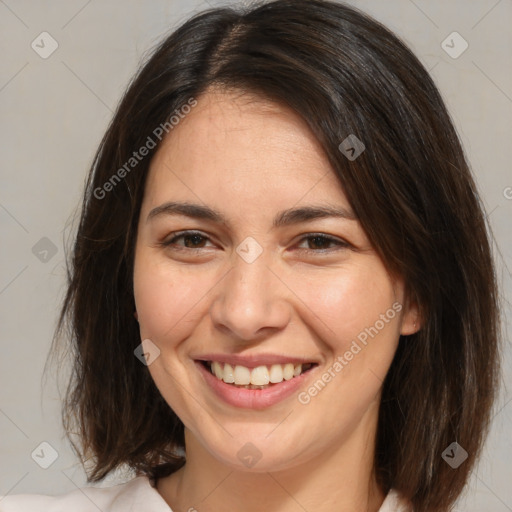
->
[204,361,315,389]
[195,358,318,409]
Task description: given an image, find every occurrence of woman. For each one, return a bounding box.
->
[0,1,500,511]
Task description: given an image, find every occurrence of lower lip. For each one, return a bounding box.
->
[196,362,315,409]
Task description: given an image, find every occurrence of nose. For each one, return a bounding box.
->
[209,254,291,343]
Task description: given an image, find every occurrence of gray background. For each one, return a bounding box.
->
[0,0,511,510]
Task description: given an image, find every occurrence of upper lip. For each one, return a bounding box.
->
[194,353,319,368]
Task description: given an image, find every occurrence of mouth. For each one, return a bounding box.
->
[199,360,317,390]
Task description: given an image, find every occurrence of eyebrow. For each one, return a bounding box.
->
[147,201,357,228]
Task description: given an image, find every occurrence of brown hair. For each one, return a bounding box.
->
[49,1,501,510]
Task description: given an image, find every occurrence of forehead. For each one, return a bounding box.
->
[143,90,350,213]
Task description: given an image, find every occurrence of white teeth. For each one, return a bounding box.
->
[234,365,251,385]
[250,366,270,385]
[209,361,309,386]
[283,363,295,381]
[212,361,223,379]
[269,364,284,383]
[223,363,235,383]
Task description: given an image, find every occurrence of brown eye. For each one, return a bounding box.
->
[307,236,332,250]
[162,231,213,249]
[181,234,207,248]
[296,234,349,252]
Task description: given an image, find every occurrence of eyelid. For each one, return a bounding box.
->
[160,230,350,253]
[161,230,216,249]
[293,233,351,252]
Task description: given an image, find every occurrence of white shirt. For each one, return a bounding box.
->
[0,476,410,511]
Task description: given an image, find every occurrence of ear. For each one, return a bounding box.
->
[400,295,421,336]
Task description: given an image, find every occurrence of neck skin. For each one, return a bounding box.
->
[155,400,386,512]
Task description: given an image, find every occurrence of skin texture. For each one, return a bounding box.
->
[133,90,419,512]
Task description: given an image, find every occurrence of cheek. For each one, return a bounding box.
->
[290,266,402,431]
[289,261,400,351]
[133,254,216,343]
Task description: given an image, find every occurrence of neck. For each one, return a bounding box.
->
[156,415,386,512]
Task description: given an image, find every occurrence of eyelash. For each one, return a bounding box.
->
[160,230,349,254]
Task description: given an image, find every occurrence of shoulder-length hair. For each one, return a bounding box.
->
[50,1,500,510]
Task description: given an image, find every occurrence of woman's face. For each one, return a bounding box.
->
[133,90,417,472]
